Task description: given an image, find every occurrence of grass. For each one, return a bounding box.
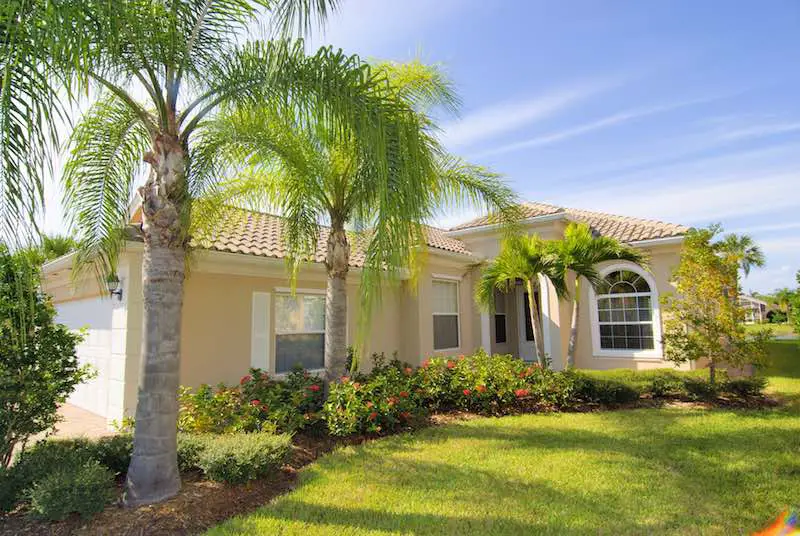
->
[208,342,800,536]
[745,322,796,337]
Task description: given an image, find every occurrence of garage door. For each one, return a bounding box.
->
[55,297,115,418]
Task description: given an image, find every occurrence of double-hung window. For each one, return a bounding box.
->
[494,291,507,344]
[432,279,460,350]
[274,293,325,373]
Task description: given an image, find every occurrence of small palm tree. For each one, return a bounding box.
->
[196,60,519,379]
[548,223,646,368]
[716,233,765,277]
[476,235,567,365]
[2,0,444,507]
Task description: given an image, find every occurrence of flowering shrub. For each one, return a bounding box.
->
[179,366,324,434]
[414,351,574,413]
[323,354,421,436]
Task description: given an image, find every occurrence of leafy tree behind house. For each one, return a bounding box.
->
[18,234,78,266]
[0,244,88,468]
[661,225,770,384]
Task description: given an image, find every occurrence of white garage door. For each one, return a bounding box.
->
[55,298,115,418]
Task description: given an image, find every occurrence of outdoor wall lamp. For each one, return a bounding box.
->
[107,276,123,301]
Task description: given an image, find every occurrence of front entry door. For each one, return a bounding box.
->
[515,284,539,362]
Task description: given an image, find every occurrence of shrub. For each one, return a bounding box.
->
[86,435,133,475]
[27,460,115,521]
[0,245,90,467]
[722,376,767,397]
[683,378,719,400]
[195,432,291,484]
[567,372,640,405]
[179,367,324,435]
[324,355,421,436]
[177,433,207,472]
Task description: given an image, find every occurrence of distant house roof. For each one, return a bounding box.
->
[183,208,473,267]
[448,201,689,243]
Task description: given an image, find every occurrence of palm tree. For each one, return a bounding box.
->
[548,223,646,368]
[3,0,442,507]
[476,235,567,365]
[194,60,519,379]
[716,233,765,277]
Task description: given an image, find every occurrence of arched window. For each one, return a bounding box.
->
[594,267,657,353]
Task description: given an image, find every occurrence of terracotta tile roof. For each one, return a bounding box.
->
[190,208,472,267]
[448,201,689,243]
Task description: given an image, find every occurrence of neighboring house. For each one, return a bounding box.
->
[739,295,768,324]
[42,201,690,426]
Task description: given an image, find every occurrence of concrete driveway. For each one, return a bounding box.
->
[52,404,111,438]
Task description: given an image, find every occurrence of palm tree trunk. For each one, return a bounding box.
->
[124,134,186,507]
[324,218,349,381]
[566,278,580,369]
[527,278,546,366]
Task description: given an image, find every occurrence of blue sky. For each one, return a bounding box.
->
[42,0,800,293]
[305,0,800,293]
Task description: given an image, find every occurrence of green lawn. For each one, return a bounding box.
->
[745,322,796,337]
[209,343,800,536]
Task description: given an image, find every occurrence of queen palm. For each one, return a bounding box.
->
[194,60,519,379]
[548,223,646,368]
[2,0,447,507]
[476,235,567,365]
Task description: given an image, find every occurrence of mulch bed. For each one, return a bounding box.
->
[0,396,782,535]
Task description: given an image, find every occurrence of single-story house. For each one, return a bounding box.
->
[42,201,691,426]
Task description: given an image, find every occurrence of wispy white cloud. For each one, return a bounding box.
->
[729,221,800,234]
[754,236,800,254]
[440,78,622,149]
[714,120,800,142]
[473,95,736,159]
[555,171,800,225]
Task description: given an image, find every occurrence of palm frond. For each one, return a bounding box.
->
[63,93,150,281]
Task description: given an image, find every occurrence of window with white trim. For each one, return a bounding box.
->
[595,270,655,351]
[432,280,459,350]
[274,293,325,373]
[494,291,507,344]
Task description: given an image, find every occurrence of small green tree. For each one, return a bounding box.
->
[0,244,89,467]
[791,270,800,334]
[661,226,770,384]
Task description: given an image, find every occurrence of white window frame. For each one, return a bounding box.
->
[273,291,327,374]
[588,262,663,359]
[432,278,460,352]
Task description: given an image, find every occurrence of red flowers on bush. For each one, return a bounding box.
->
[399,411,411,420]
[240,375,252,385]
[476,385,487,393]
[250,399,260,406]
[422,359,430,368]
[365,401,374,408]
[447,360,456,369]
[404,367,413,375]
[515,388,530,398]
[341,376,350,383]
[368,411,378,421]
[463,389,471,396]
[458,354,465,360]
[399,391,409,398]
[387,396,398,406]
[308,384,321,392]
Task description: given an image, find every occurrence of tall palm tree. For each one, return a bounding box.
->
[476,235,567,365]
[194,60,519,379]
[548,223,646,368]
[716,233,765,277]
[3,0,440,507]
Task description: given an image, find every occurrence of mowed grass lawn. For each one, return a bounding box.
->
[209,342,800,536]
